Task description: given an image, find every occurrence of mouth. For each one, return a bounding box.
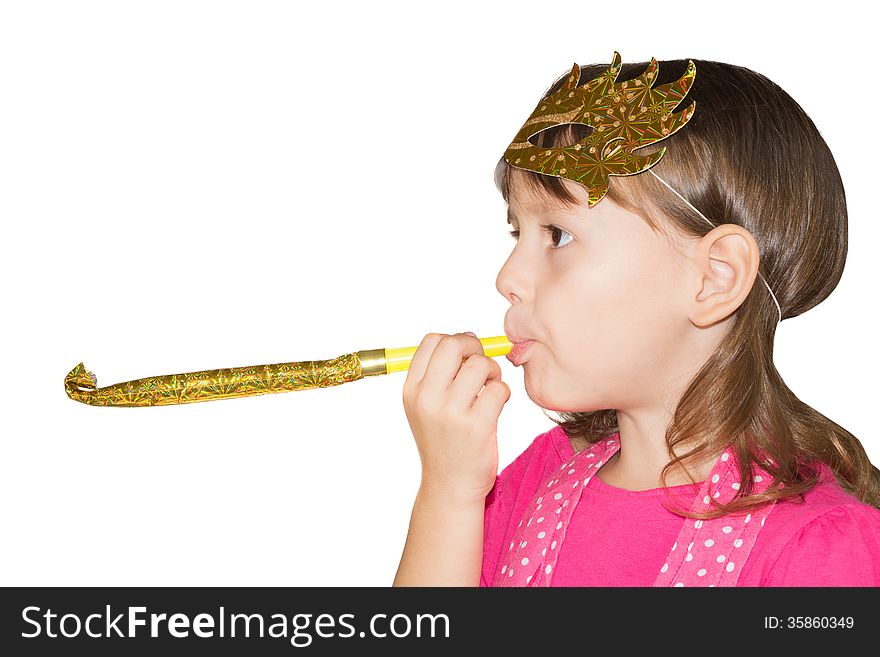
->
[506,340,534,366]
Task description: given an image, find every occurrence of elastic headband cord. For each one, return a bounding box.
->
[647,169,783,325]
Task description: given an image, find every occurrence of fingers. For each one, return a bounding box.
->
[448,349,503,407]
[472,378,511,417]
[419,333,488,400]
[403,333,444,392]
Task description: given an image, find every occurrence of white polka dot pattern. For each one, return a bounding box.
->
[492,436,618,586]
[653,446,779,587]
[492,430,779,587]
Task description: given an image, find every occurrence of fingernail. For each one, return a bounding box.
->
[465,331,477,337]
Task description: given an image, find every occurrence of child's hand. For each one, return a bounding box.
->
[402,332,511,505]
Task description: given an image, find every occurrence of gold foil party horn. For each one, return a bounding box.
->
[65,336,515,407]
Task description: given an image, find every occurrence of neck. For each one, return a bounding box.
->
[597,409,717,491]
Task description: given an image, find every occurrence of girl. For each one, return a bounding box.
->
[392,56,880,587]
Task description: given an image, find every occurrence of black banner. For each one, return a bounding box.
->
[1,587,875,654]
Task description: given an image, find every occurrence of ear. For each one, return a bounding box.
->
[690,224,762,327]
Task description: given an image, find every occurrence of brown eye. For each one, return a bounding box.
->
[543,224,574,249]
[507,225,573,249]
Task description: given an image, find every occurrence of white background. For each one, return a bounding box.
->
[1,1,877,586]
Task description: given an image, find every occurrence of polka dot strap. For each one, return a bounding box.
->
[492,435,622,586]
[653,447,780,587]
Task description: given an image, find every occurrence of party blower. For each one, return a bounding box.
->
[64,336,515,407]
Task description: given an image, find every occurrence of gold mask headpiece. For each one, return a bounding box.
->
[502,51,696,206]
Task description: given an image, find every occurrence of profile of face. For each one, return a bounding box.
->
[496,174,743,415]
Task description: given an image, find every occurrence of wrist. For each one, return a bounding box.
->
[418,478,488,507]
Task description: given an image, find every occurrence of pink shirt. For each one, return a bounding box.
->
[481,426,880,586]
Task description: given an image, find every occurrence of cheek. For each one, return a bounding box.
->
[531,265,623,387]
[538,258,636,348]
[533,255,685,388]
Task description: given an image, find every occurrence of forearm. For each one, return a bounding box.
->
[393,484,485,587]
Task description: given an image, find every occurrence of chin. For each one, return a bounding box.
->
[524,386,597,414]
[523,369,607,413]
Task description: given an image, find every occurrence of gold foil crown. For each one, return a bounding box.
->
[503,51,697,206]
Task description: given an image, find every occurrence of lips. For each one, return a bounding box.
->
[506,340,533,366]
[504,321,535,365]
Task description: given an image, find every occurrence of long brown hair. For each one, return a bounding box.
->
[494,57,880,519]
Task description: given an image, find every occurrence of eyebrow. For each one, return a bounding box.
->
[507,204,563,226]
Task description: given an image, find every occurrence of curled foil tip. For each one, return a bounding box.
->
[65,362,98,403]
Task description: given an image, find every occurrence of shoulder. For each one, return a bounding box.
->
[486,425,571,508]
[760,467,880,586]
[502,424,574,480]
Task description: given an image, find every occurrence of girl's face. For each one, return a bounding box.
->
[496,177,700,413]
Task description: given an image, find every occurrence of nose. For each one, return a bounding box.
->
[496,253,525,305]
